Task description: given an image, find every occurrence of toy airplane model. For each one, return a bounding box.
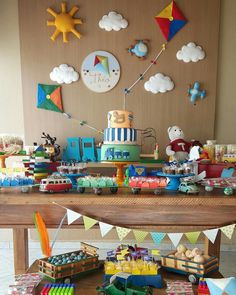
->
[188,82,206,105]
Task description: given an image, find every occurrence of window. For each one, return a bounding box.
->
[84,142,92,148]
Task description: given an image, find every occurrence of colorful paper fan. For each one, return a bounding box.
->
[206,277,236,295]
[155,0,187,42]
[37,84,63,113]
[94,55,110,76]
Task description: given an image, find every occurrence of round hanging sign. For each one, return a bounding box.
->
[81,51,120,93]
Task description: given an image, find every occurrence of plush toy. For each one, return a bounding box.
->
[166,126,191,162]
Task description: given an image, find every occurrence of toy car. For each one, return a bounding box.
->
[104,272,163,289]
[222,154,236,163]
[178,181,199,194]
[96,278,153,295]
[39,175,72,193]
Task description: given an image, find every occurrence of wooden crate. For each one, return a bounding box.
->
[38,244,99,281]
[161,252,219,277]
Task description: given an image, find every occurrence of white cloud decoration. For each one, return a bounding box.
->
[144,73,174,94]
[99,11,128,31]
[50,64,79,84]
[176,42,205,63]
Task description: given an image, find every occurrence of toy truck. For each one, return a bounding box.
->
[77,176,118,195]
[38,243,99,283]
[96,278,153,295]
[104,272,162,289]
[161,252,219,284]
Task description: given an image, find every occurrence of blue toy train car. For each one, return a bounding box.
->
[104,148,130,160]
[62,137,101,162]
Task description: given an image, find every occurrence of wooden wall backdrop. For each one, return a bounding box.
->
[19,0,220,158]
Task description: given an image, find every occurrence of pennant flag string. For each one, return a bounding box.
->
[67,209,81,225]
[185,231,201,245]
[168,233,183,248]
[133,230,149,243]
[83,216,98,230]
[116,227,131,241]
[220,224,235,240]
[203,229,219,244]
[99,222,113,237]
[51,202,236,246]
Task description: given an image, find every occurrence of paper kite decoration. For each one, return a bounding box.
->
[155,1,187,42]
[94,55,110,76]
[81,51,120,93]
[206,277,236,295]
[37,84,63,113]
[47,2,82,43]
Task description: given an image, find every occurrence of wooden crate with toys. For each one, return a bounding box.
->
[38,242,99,282]
[161,244,219,284]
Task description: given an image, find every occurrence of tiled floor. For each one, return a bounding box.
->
[1,246,236,293]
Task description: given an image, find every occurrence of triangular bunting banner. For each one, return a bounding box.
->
[99,222,113,237]
[83,216,98,231]
[133,230,149,243]
[168,233,183,247]
[220,224,235,239]
[151,232,166,245]
[116,227,131,241]
[66,209,81,225]
[203,228,219,244]
[185,231,201,244]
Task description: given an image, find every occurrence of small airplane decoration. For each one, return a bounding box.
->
[188,81,206,105]
[128,40,149,59]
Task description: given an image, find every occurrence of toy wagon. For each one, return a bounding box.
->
[161,252,219,284]
[128,177,168,195]
[201,177,236,195]
[38,242,99,282]
[77,176,118,195]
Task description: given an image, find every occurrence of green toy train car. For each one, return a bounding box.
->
[77,176,118,195]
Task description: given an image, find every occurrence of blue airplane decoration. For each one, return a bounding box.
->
[128,40,149,59]
[188,82,206,105]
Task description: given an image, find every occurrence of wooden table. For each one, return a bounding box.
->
[1,188,236,274]
[27,260,223,295]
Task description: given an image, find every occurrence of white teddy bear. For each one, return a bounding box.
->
[166,126,191,162]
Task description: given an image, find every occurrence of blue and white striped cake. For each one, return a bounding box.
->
[104,128,137,144]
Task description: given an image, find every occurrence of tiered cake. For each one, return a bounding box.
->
[101,110,140,162]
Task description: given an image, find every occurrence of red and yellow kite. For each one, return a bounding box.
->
[155,1,187,42]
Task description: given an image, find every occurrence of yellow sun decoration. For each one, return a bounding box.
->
[47,2,82,43]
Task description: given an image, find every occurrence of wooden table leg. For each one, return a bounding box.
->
[13,228,29,274]
[204,230,221,262]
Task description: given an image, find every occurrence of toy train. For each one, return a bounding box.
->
[62,137,101,162]
[39,175,169,195]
